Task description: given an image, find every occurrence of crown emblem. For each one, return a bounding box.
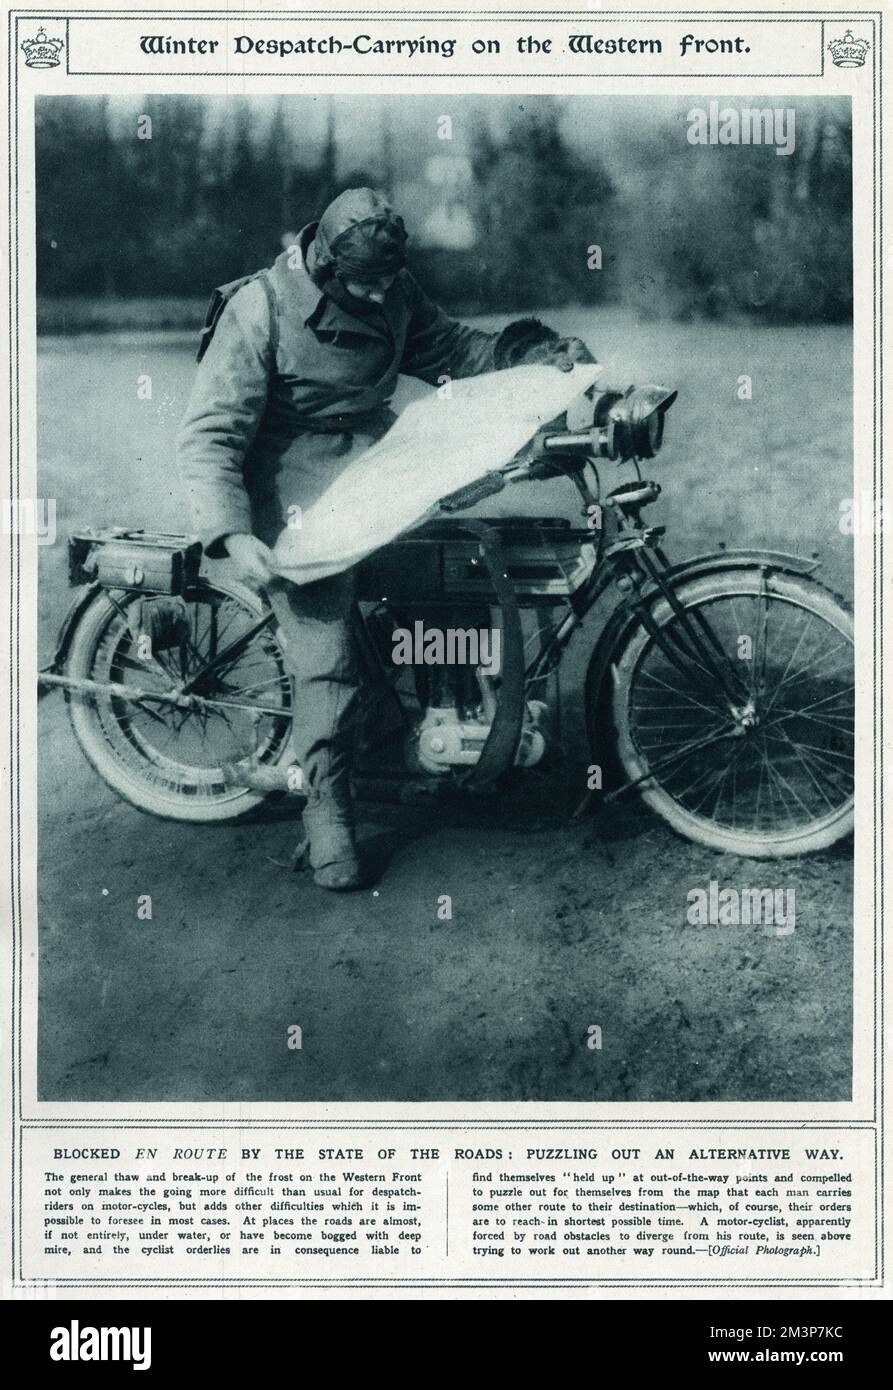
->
[827,30,870,68]
[20,26,64,69]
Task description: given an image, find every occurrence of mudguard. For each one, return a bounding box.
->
[40,574,271,688]
[582,547,822,765]
[40,582,104,686]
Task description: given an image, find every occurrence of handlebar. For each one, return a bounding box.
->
[438,470,509,512]
[500,432,598,483]
[540,430,600,452]
[439,436,598,513]
[437,380,677,510]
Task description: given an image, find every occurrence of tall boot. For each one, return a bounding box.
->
[299,792,362,891]
[267,572,363,891]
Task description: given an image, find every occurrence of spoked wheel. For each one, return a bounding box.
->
[65,579,294,822]
[611,570,854,857]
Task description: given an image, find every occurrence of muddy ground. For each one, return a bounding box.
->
[35,310,854,1102]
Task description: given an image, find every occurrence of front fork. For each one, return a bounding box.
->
[596,471,750,715]
[615,546,748,710]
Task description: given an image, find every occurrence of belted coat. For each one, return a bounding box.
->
[177,225,498,556]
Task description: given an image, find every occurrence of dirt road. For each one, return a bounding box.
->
[37,656,853,1104]
[35,311,854,1102]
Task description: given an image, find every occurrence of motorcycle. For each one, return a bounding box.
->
[38,382,854,858]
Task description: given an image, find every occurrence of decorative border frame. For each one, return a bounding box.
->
[6,7,884,1290]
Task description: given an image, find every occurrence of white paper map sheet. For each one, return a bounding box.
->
[272,362,603,583]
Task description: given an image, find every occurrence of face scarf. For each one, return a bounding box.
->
[321,272,391,328]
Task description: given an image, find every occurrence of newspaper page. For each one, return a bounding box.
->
[0,0,889,1326]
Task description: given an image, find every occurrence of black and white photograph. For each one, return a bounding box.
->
[33,90,856,1106]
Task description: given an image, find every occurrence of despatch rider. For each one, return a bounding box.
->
[178,187,593,890]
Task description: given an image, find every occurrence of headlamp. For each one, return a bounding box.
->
[589,384,678,462]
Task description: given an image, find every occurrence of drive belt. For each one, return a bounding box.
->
[454,519,525,788]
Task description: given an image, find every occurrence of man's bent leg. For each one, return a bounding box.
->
[267,571,363,889]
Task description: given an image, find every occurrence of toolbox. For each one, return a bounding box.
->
[68,529,202,594]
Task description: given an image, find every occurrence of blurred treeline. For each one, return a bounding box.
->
[35,95,852,326]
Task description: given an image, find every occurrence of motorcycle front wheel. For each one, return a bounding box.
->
[610,569,854,857]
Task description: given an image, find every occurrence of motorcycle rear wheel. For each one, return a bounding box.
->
[64,579,294,823]
[611,570,854,857]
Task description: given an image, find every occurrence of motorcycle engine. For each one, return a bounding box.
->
[412,699,549,775]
